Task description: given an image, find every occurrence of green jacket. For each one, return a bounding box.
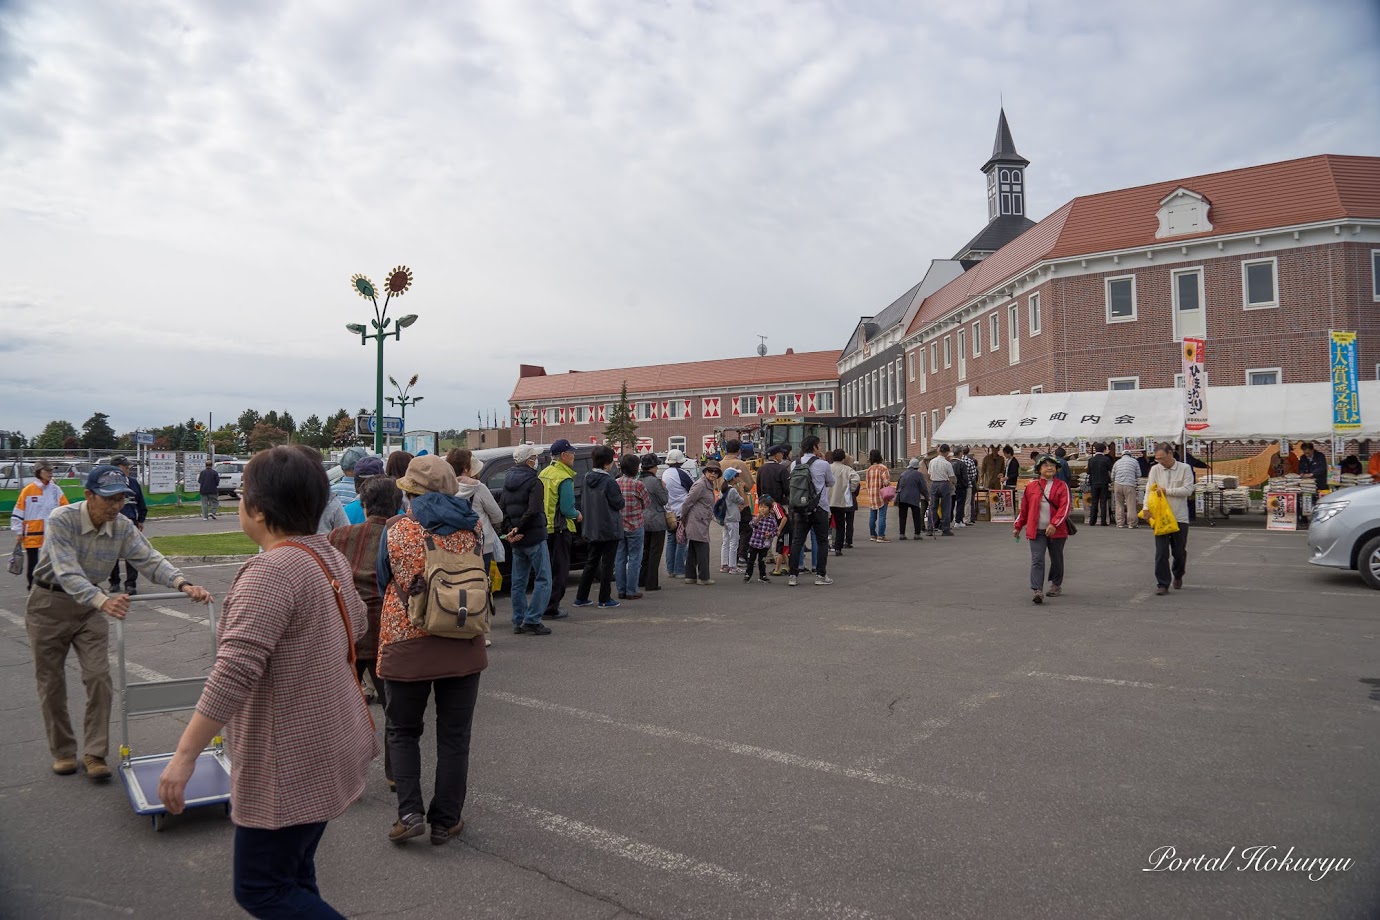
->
[539,461,577,534]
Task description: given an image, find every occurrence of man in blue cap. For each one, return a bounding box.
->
[342,455,386,525]
[26,465,211,781]
[332,446,370,501]
[106,456,146,596]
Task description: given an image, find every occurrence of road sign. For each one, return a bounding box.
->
[356,415,404,436]
[135,433,155,446]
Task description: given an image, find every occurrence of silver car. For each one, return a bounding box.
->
[1307,483,1380,590]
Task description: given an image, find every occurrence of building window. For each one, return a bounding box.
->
[1108,377,1139,391]
[1030,385,1043,393]
[1174,373,1184,388]
[989,312,1000,351]
[943,335,952,368]
[1172,268,1206,339]
[1372,250,1380,301]
[1008,304,1020,365]
[919,412,927,451]
[896,357,904,397]
[572,406,589,425]
[739,395,758,415]
[907,352,915,382]
[987,171,997,221]
[817,391,835,413]
[931,409,938,433]
[930,342,938,374]
[945,405,953,417]
[667,436,686,453]
[1242,257,1277,310]
[635,401,657,421]
[956,329,967,381]
[971,322,981,356]
[1106,275,1137,323]
[909,414,916,444]
[1028,293,1041,335]
[543,407,560,425]
[1246,367,1281,386]
[780,393,799,413]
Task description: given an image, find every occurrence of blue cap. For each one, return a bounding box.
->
[550,438,574,454]
[86,465,133,498]
[354,456,385,478]
[723,468,740,481]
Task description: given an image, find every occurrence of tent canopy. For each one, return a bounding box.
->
[933,382,1380,447]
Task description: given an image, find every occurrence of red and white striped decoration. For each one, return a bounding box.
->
[795,393,803,413]
[806,392,817,412]
[766,395,778,415]
[703,398,721,419]
[598,405,608,423]
[731,396,742,416]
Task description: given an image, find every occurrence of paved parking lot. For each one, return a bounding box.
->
[1,513,1376,919]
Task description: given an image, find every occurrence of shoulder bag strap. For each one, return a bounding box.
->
[282,540,374,729]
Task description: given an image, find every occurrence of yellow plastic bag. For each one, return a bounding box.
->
[1141,486,1180,536]
[489,559,503,593]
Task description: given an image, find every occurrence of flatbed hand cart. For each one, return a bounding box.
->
[114,592,231,831]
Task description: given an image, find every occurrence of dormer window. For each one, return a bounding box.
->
[1155,188,1213,239]
[987,171,997,220]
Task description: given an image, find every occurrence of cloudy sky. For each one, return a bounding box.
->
[2,0,1378,440]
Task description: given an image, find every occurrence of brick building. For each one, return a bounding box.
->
[508,350,840,458]
[902,154,1380,454]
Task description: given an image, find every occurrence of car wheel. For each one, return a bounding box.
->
[1360,535,1380,591]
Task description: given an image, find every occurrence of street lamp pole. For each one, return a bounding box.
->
[346,267,417,456]
[387,374,424,442]
[516,404,536,445]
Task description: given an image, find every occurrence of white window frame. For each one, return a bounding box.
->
[1174,373,1185,388]
[945,405,953,418]
[919,345,927,394]
[780,392,798,414]
[1245,367,1282,386]
[636,401,659,422]
[931,409,938,433]
[1105,274,1137,323]
[907,352,915,382]
[1376,363,1380,382]
[1008,304,1020,365]
[943,335,952,369]
[1030,385,1043,393]
[930,342,938,375]
[1028,292,1042,336]
[1241,257,1278,311]
[572,405,589,425]
[957,328,967,381]
[1171,267,1206,340]
[741,395,759,416]
[989,312,1000,351]
[543,407,560,425]
[817,390,835,413]
[1372,249,1380,302]
[971,322,981,357]
[667,436,687,453]
[920,412,927,453]
[909,414,916,444]
[1108,376,1140,391]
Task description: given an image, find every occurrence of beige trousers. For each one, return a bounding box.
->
[25,587,112,760]
[1113,483,1140,528]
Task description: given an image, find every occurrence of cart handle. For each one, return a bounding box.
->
[126,592,203,602]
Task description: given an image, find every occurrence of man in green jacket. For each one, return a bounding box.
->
[540,439,581,619]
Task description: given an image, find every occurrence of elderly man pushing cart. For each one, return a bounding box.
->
[26,464,211,780]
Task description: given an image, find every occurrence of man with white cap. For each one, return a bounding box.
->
[26,465,211,780]
[661,448,694,579]
[502,444,553,635]
[332,445,370,501]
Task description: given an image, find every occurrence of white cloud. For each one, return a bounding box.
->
[1,0,1377,439]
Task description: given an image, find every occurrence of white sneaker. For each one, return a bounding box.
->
[814,575,834,585]
[954,521,966,528]
[788,575,798,586]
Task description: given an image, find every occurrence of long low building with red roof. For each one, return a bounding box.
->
[900,154,1380,455]
[508,349,841,457]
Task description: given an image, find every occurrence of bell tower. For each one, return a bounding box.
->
[982,108,1029,221]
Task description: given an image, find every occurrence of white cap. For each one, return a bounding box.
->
[665,448,686,465]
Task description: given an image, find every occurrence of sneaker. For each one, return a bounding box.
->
[597,600,621,608]
[954,521,966,529]
[876,537,891,543]
[430,819,464,846]
[125,587,138,596]
[699,580,715,586]
[814,575,834,585]
[719,565,730,573]
[522,622,553,635]
[389,813,426,843]
[52,757,78,776]
[572,599,595,608]
[83,756,112,781]
[684,578,698,585]
[543,609,570,620]
[758,576,770,584]
[485,637,492,647]
[743,573,751,583]
[1032,593,1043,605]
[513,625,526,634]
[788,575,798,587]
[898,535,907,541]
[1045,585,1061,597]
[1172,578,1183,590]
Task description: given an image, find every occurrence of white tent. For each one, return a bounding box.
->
[933,382,1380,446]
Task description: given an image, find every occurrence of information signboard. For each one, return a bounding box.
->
[148,451,178,494]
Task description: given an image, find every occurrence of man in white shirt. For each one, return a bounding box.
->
[1112,449,1141,529]
[927,445,957,537]
[787,436,835,586]
[661,449,694,579]
[1144,442,1195,595]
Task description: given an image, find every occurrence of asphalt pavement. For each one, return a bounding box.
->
[0,512,1376,919]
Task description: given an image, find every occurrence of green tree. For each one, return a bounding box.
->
[248,422,290,452]
[237,409,261,444]
[34,420,78,451]
[297,415,326,449]
[80,412,118,450]
[209,424,240,454]
[262,410,281,432]
[603,381,637,453]
[279,411,296,435]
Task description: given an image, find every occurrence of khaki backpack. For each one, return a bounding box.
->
[394,530,491,639]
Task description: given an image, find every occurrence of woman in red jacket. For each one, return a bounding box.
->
[1013,455,1071,605]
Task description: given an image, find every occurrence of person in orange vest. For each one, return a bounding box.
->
[1369,452,1380,483]
[10,460,68,589]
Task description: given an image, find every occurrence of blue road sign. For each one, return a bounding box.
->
[135,432,155,446]
[357,415,405,436]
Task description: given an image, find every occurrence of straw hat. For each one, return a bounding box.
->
[396,455,458,496]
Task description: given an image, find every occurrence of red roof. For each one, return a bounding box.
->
[907,154,1380,336]
[509,350,841,403]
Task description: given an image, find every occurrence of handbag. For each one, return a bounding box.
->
[8,541,23,576]
[664,510,679,530]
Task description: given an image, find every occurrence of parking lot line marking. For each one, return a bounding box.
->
[1021,670,1261,699]
[151,605,210,626]
[0,607,171,682]
[1128,589,1154,605]
[577,615,725,626]
[835,624,916,638]
[1200,532,1241,557]
[486,691,984,802]
[471,792,881,920]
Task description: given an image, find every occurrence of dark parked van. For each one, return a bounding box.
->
[472,443,601,588]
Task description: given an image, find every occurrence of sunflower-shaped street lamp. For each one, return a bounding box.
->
[346,266,418,455]
[386,373,424,441]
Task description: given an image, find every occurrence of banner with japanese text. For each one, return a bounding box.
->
[1181,337,1208,432]
[1330,331,1360,432]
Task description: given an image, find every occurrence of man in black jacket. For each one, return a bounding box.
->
[572,445,624,609]
[756,444,791,564]
[501,445,553,635]
[1086,443,1113,526]
[108,456,147,596]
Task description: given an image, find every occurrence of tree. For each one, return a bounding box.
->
[237,409,261,444]
[331,415,361,447]
[278,411,296,435]
[62,436,80,450]
[178,418,203,451]
[604,381,637,453]
[248,422,290,452]
[34,420,78,451]
[81,412,118,450]
[262,410,281,432]
[209,424,240,454]
[297,415,326,449]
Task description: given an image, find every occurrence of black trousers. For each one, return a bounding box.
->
[738,516,752,562]
[685,540,712,581]
[1089,485,1112,525]
[233,821,340,919]
[897,503,924,536]
[831,508,848,551]
[109,559,137,590]
[746,546,770,577]
[25,547,39,589]
[790,509,830,576]
[954,482,970,524]
[355,659,390,782]
[384,673,480,830]
[543,530,572,615]
[640,529,665,590]
[842,508,856,546]
[1155,526,1189,587]
[576,538,617,604]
